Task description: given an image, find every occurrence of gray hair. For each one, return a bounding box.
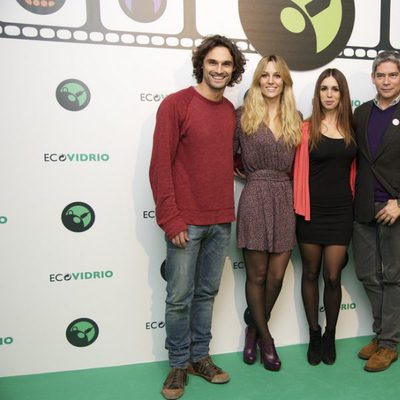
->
[372,50,400,74]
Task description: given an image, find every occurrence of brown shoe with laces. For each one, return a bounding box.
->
[364,347,398,372]
[187,356,230,383]
[161,368,188,400]
[358,337,379,360]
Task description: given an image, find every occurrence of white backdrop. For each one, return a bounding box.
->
[0,0,397,377]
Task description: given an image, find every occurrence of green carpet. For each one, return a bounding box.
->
[1,336,399,400]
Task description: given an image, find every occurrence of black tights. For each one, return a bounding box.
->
[243,248,291,343]
[299,243,347,332]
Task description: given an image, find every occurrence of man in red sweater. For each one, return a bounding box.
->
[149,35,245,400]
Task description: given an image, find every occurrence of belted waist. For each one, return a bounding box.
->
[247,169,291,182]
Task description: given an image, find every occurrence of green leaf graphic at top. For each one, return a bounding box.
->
[281,0,343,53]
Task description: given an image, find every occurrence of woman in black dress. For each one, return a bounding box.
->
[293,69,356,365]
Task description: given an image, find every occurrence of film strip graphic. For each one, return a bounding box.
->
[0,0,398,60]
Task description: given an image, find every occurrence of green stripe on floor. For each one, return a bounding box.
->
[1,336,399,400]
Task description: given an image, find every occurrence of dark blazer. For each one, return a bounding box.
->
[354,100,400,222]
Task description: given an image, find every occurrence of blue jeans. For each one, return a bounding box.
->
[164,223,231,368]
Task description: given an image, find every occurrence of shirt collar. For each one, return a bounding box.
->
[373,93,400,110]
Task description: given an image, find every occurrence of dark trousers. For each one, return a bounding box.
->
[353,203,400,349]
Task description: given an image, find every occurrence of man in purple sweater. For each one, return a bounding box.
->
[353,50,400,372]
[149,35,245,399]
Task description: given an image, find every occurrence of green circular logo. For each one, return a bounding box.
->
[243,307,255,326]
[119,0,167,22]
[56,79,91,111]
[239,0,355,70]
[160,260,166,281]
[16,0,66,14]
[66,318,99,347]
[61,202,95,232]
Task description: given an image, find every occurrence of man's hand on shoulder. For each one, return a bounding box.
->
[375,199,400,225]
[171,230,190,248]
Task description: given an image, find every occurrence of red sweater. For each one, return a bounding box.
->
[149,87,236,239]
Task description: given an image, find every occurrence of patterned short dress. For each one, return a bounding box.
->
[235,116,296,252]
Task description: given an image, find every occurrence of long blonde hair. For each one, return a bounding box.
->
[240,55,301,147]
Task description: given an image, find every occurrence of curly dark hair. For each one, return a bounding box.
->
[192,35,246,86]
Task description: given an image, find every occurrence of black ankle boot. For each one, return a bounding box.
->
[322,329,336,365]
[307,326,322,365]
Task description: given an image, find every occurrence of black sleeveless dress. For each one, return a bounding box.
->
[296,135,357,245]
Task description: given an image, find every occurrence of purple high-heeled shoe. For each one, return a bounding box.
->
[243,325,258,364]
[258,338,281,371]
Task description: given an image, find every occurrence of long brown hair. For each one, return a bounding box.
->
[309,68,354,149]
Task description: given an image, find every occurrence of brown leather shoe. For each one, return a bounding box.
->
[358,338,379,360]
[161,368,188,400]
[364,347,398,372]
[187,356,230,383]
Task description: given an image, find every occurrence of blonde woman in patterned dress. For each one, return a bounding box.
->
[235,55,301,370]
